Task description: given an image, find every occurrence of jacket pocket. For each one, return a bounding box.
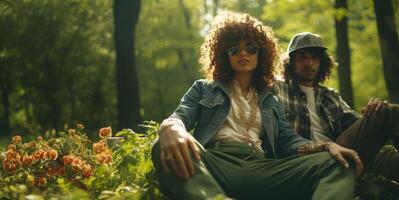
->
[199,94,224,108]
[197,94,225,134]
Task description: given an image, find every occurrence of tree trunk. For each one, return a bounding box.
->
[0,65,11,137]
[373,0,399,103]
[0,81,11,137]
[113,0,142,130]
[335,0,354,108]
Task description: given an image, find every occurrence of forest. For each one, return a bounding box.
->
[0,0,399,199]
[0,0,398,137]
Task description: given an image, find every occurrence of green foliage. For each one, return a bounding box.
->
[136,0,203,121]
[1,0,397,135]
[218,0,267,18]
[0,122,165,200]
[354,145,399,199]
[87,123,162,199]
[0,0,116,135]
[357,173,399,200]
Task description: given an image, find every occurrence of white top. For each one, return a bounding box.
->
[214,83,264,151]
[298,85,331,142]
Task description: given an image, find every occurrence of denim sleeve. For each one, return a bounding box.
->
[165,80,203,132]
[275,100,311,157]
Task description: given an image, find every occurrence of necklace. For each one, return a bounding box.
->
[230,82,259,132]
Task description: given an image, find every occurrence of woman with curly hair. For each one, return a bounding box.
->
[151,11,361,200]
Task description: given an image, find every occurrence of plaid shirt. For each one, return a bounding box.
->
[272,79,360,140]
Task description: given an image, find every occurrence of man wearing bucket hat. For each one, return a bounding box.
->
[273,32,399,181]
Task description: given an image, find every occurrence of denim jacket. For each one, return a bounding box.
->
[161,79,310,158]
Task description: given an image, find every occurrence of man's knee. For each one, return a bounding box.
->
[370,103,398,121]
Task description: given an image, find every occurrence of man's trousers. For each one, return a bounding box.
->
[336,104,399,181]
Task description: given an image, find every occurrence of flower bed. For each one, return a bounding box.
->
[0,122,165,199]
[1,122,398,199]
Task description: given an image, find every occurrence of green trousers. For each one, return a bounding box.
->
[152,140,355,200]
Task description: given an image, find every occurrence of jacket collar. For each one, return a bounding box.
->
[211,80,231,96]
[259,89,272,103]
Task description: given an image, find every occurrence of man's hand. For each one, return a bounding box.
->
[328,142,364,177]
[159,124,201,179]
[361,98,388,117]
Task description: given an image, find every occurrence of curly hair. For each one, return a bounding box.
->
[199,11,280,91]
[282,47,335,84]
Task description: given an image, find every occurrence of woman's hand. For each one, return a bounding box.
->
[328,142,364,177]
[159,124,201,179]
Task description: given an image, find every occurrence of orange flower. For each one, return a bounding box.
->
[33,149,45,160]
[63,155,74,165]
[93,140,107,154]
[43,151,49,159]
[7,144,16,151]
[2,158,18,172]
[12,135,22,144]
[71,162,83,172]
[82,164,92,178]
[47,149,58,160]
[99,126,112,139]
[96,152,112,164]
[21,155,35,166]
[5,149,17,159]
[72,157,83,166]
[65,156,85,172]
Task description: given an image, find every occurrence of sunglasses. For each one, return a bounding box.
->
[226,44,260,56]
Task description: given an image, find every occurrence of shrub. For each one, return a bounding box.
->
[0,122,165,199]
